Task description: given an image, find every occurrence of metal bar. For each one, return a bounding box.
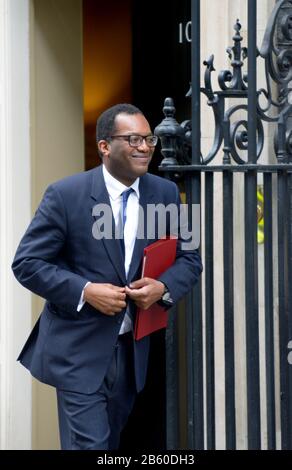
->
[278,170,292,449]
[248,0,257,164]
[185,174,204,450]
[166,307,179,450]
[287,173,292,449]
[185,267,195,448]
[187,0,204,450]
[277,170,290,449]
[159,164,292,173]
[223,171,236,449]
[263,173,276,449]
[205,172,215,449]
[191,0,201,165]
[244,170,261,449]
[185,291,195,448]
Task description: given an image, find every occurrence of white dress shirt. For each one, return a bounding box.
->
[78,165,140,334]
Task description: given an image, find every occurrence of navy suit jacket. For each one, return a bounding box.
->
[12,165,202,394]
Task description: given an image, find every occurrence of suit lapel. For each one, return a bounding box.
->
[90,166,126,284]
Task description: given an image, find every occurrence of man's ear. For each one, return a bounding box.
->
[97,140,111,158]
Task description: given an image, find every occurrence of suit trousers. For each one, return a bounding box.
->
[56,332,137,450]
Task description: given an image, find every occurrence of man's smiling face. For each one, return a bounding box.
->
[99,113,154,186]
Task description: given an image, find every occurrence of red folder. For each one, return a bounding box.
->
[134,237,177,341]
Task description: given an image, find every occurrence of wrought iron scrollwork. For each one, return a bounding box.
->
[224,104,264,164]
[218,19,248,92]
[155,1,292,166]
[258,0,292,123]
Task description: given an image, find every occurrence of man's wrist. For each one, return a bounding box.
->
[157,282,174,307]
[77,281,91,312]
[83,282,93,302]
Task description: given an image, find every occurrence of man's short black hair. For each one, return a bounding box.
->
[96,103,144,144]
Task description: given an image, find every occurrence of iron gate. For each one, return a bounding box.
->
[155,0,292,450]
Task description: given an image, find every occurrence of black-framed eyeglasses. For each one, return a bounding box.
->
[108,134,158,148]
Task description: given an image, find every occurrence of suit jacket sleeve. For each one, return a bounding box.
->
[158,183,202,303]
[12,184,88,313]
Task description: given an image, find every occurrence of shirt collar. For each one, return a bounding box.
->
[102,164,140,201]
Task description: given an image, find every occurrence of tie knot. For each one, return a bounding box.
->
[122,187,134,205]
[121,188,134,228]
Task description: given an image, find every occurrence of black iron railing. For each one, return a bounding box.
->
[156,0,292,450]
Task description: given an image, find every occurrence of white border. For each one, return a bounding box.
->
[0,0,32,449]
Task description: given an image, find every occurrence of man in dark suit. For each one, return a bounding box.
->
[12,103,202,450]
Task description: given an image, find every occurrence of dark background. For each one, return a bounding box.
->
[120,0,190,450]
[132,0,191,175]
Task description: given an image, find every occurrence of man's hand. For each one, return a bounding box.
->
[125,278,165,310]
[84,283,127,316]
